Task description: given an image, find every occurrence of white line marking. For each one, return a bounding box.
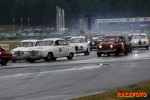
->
[0,65,102,79]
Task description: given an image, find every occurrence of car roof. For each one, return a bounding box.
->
[21,39,40,42]
[63,36,73,37]
[132,33,147,35]
[104,35,122,38]
[71,36,86,39]
[41,38,65,41]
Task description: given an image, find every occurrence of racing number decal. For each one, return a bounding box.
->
[121,42,124,50]
[59,48,62,52]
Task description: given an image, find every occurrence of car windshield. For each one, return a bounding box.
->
[91,36,103,40]
[70,38,85,43]
[134,35,146,39]
[104,37,118,42]
[37,40,54,46]
[63,37,72,41]
[19,42,35,47]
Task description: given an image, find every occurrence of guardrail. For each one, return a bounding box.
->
[0,44,9,50]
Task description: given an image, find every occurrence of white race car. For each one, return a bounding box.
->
[10,39,40,62]
[69,36,90,55]
[26,38,75,63]
[130,33,149,50]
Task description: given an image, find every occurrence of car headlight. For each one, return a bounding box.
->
[38,51,42,55]
[27,51,30,54]
[11,51,15,55]
[134,41,137,44]
[99,45,102,48]
[92,42,94,45]
[110,45,113,48]
[88,41,90,43]
[24,51,27,54]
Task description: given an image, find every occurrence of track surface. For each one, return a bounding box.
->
[0,48,150,100]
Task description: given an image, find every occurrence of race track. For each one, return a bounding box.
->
[0,48,150,100]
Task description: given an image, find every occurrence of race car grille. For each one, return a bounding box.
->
[139,41,142,45]
[104,46,108,50]
[16,51,24,56]
[75,46,78,51]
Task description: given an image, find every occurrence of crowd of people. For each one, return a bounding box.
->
[98,22,150,31]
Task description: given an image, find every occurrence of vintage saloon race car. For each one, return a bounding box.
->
[130,33,149,50]
[89,34,104,51]
[26,38,75,63]
[10,39,40,62]
[69,36,90,55]
[0,46,12,65]
[97,35,129,57]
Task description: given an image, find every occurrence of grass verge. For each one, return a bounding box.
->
[0,40,21,52]
[70,81,150,100]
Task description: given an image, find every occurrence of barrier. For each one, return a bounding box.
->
[0,44,9,50]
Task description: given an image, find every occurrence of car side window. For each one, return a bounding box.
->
[61,40,68,45]
[36,41,40,46]
[54,40,60,46]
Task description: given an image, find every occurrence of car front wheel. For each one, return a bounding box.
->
[1,59,8,65]
[97,52,101,57]
[45,53,52,62]
[67,53,74,60]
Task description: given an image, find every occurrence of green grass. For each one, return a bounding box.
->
[70,81,150,100]
[0,40,21,52]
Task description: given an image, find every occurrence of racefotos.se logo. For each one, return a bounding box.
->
[117,92,147,98]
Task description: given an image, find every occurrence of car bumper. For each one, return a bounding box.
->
[12,55,26,60]
[97,50,116,53]
[90,46,97,49]
[133,45,149,48]
[26,55,43,60]
[75,50,86,54]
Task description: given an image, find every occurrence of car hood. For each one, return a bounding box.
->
[11,47,33,51]
[70,43,85,47]
[100,42,116,46]
[132,39,148,41]
[28,46,53,51]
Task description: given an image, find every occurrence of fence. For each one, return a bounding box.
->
[0,31,150,41]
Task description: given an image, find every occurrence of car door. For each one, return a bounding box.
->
[53,40,63,57]
[60,40,69,56]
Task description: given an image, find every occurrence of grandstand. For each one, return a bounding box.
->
[95,17,150,34]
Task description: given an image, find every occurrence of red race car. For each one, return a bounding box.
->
[97,35,129,57]
[0,46,12,65]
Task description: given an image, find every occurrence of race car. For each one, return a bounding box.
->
[130,33,149,50]
[10,39,40,62]
[26,38,75,63]
[70,36,90,55]
[97,35,129,57]
[89,34,104,51]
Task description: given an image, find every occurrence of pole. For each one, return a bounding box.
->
[13,18,14,34]
[28,17,29,29]
[21,17,22,29]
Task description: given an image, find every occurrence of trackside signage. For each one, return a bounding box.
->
[0,44,9,50]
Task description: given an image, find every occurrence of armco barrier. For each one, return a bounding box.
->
[0,44,9,50]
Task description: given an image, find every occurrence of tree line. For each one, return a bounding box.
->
[0,0,150,27]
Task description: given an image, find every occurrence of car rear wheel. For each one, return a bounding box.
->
[124,50,128,55]
[1,59,8,65]
[52,58,57,61]
[29,59,35,63]
[107,53,110,56]
[90,48,92,51]
[67,53,74,60]
[12,58,17,63]
[146,46,149,50]
[97,52,101,57]
[45,53,52,62]
[84,49,89,55]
